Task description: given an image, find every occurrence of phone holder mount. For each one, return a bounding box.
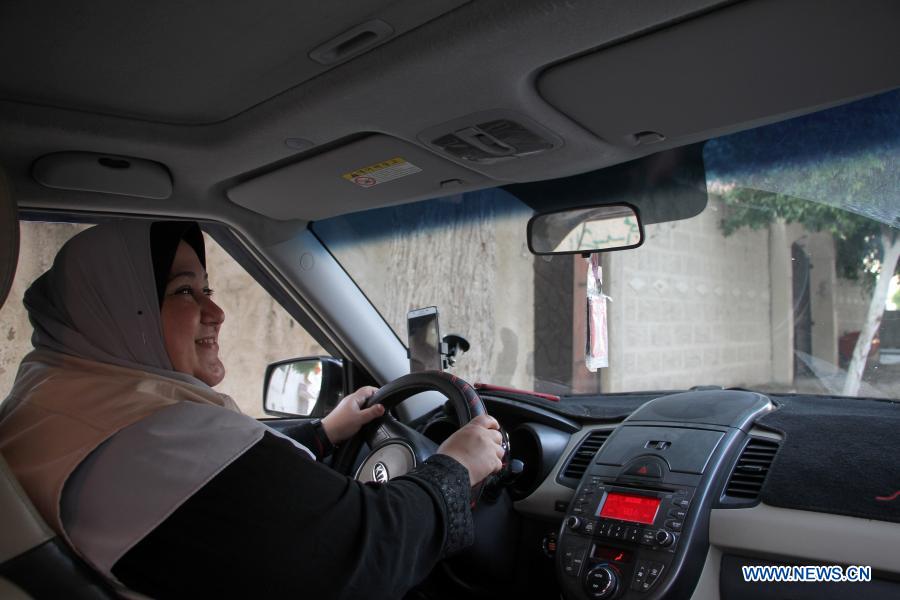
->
[441,334,470,369]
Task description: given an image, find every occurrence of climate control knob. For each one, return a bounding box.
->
[583,565,619,599]
[566,516,583,531]
[655,529,675,547]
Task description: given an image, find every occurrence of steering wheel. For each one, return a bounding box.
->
[332,371,507,505]
[333,371,519,591]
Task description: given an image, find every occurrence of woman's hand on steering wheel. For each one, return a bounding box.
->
[332,371,510,509]
[321,386,386,444]
[436,414,505,486]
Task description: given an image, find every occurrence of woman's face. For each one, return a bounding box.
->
[160,240,226,386]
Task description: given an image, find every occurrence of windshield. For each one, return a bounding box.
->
[313,89,900,399]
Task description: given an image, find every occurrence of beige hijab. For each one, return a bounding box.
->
[0,349,243,535]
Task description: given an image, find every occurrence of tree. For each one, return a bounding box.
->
[718,189,883,284]
[704,89,900,396]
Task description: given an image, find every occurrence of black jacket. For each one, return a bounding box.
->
[112,425,473,599]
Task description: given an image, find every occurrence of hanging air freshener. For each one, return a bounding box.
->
[585,253,610,372]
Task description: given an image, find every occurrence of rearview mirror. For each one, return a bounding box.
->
[527,203,644,255]
[263,356,344,417]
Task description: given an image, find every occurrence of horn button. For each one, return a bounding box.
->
[354,441,416,484]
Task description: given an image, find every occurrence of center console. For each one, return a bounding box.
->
[556,390,772,600]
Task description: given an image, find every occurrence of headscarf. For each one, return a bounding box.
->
[0,220,313,577]
[23,219,209,387]
[149,221,205,306]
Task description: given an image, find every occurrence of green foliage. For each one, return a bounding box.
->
[705,89,900,289]
[718,188,885,284]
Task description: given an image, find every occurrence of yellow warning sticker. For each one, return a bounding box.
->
[342,157,422,188]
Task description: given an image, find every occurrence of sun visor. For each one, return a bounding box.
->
[538,0,900,148]
[505,144,708,226]
[227,135,487,221]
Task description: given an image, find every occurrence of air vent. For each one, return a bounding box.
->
[725,438,779,500]
[562,430,611,480]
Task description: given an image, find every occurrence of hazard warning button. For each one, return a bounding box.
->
[623,458,664,478]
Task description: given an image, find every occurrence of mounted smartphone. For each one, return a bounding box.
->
[408,306,442,373]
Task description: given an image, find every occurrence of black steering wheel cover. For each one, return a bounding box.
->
[364,371,486,422]
[331,371,486,478]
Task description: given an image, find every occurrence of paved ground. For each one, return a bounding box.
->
[759,359,900,400]
[858,361,900,399]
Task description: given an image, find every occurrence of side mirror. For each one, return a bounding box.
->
[527,203,644,255]
[263,356,344,417]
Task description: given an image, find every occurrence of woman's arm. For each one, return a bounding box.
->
[275,419,335,459]
[112,431,473,600]
[275,386,384,460]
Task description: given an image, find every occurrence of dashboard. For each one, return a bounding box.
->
[419,388,900,600]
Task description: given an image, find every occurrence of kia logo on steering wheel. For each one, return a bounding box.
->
[373,462,389,484]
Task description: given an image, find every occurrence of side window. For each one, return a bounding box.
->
[203,230,326,416]
[0,220,326,418]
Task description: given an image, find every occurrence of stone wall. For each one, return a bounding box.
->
[880,310,900,349]
[0,222,88,396]
[331,191,536,390]
[603,198,773,392]
[208,235,325,416]
[0,222,323,417]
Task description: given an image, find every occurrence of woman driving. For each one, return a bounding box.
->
[0,220,505,599]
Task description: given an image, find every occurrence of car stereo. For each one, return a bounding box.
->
[556,392,773,599]
[560,476,695,597]
[556,426,716,600]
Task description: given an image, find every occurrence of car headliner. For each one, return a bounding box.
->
[0,0,896,254]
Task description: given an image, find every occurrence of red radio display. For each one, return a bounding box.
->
[598,492,660,525]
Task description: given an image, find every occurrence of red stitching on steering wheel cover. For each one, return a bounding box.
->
[363,370,486,424]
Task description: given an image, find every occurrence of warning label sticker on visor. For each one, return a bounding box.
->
[342,157,422,188]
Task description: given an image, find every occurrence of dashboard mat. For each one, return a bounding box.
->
[757,395,900,524]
